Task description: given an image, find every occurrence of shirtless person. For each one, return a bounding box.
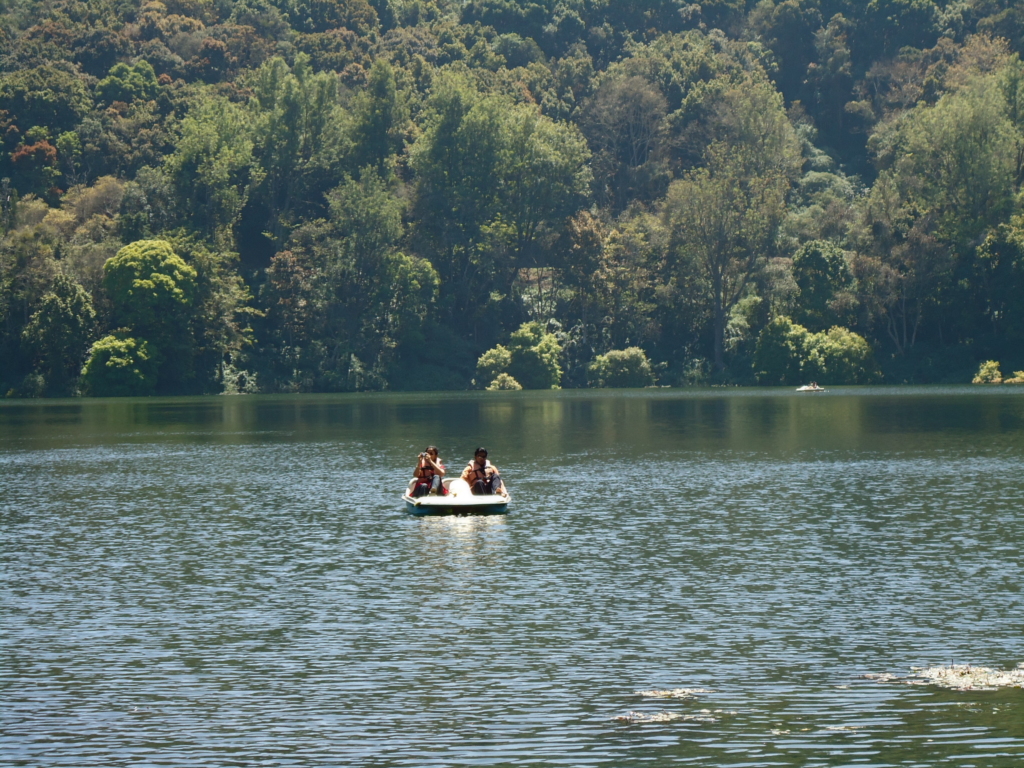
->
[461,447,506,496]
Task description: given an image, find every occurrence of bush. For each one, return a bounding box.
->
[754,317,878,385]
[486,373,522,390]
[1006,371,1024,384]
[81,334,158,397]
[104,239,197,344]
[972,360,1003,384]
[476,345,512,385]
[475,322,563,389]
[753,317,809,385]
[588,347,655,388]
[508,321,562,389]
[804,326,879,385]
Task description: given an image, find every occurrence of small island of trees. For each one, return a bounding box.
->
[2,0,1023,396]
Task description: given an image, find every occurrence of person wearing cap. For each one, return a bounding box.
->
[461,447,506,496]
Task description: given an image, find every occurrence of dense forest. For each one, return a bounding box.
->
[1,0,1023,395]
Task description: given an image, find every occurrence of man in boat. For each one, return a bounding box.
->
[412,446,446,497]
[461,447,506,496]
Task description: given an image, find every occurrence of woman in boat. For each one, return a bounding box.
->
[461,447,506,496]
[412,446,446,497]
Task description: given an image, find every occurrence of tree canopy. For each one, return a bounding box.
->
[2,0,1023,396]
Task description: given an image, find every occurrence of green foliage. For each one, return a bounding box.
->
[80,334,158,397]
[21,273,96,395]
[485,372,522,390]
[163,94,260,240]
[350,58,407,172]
[476,344,511,384]
[0,65,93,139]
[256,169,438,391]
[972,359,1002,384]
[507,320,562,388]
[476,320,562,388]
[803,325,879,384]
[245,55,352,241]
[664,74,801,372]
[754,316,878,385]
[103,239,197,340]
[410,74,590,327]
[882,73,1016,250]
[588,347,655,388]
[753,316,809,385]
[3,0,1024,396]
[792,239,853,331]
[860,0,940,63]
[975,219,1024,345]
[96,61,159,105]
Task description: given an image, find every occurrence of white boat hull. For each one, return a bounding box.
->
[403,478,510,516]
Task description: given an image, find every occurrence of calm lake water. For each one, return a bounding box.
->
[2,387,1023,767]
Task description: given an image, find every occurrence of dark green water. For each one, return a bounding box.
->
[2,387,1023,767]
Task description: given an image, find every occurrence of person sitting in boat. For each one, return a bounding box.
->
[411,446,446,497]
[461,447,506,496]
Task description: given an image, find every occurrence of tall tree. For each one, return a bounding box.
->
[246,55,352,244]
[21,272,95,395]
[162,94,260,243]
[663,77,801,372]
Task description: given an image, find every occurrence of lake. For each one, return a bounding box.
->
[2,387,1022,767]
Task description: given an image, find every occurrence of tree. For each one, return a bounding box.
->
[588,347,655,387]
[791,239,854,331]
[507,320,562,388]
[747,0,823,103]
[476,344,512,386]
[857,0,940,64]
[803,325,879,384]
[350,58,407,173]
[245,55,352,245]
[582,74,668,211]
[411,75,590,332]
[95,61,160,105]
[753,315,808,384]
[80,334,158,397]
[975,218,1024,346]
[664,131,798,371]
[162,94,260,242]
[754,316,878,384]
[0,65,93,145]
[803,14,856,160]
[892,73,1016,248]
[21,273,95,395]
[103,239,198,390]
[267,169,439,391]
[496,103,591,266]
[476,320,563,389]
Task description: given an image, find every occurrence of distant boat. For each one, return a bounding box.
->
[796,383,826,392]
[403,477,510,516]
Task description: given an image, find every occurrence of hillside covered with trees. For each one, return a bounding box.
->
[2,0,1023,395]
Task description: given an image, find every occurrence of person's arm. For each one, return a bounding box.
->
[460,463,472,482]
[414,454,430,478]
[431,458,445,476]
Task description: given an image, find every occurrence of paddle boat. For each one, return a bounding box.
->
[796,382,826,392]
[403,477,511,516]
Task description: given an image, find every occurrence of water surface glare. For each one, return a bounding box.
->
[2,388,1023,767]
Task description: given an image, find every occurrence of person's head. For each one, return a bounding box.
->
[425,445,438,458]
[474,447,488,463]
